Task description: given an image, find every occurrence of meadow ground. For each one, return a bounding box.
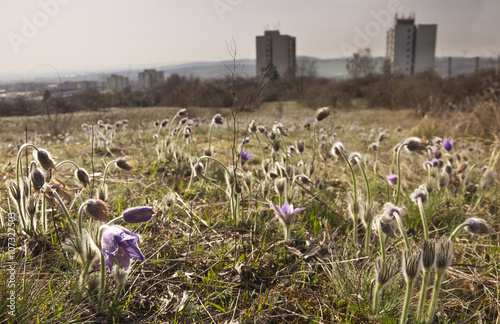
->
[0,102,499,323]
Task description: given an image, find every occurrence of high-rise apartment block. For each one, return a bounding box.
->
[386,16,437,75]
[138,69,164,88]
[106,74,129,91]
[256,30,296,78]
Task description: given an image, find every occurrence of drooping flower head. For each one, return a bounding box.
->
[248,119,257,133]
[30,168,46,191]
[295,140,305,153]
[75,168,90,187]
[443,138,454,152]
[212,113,224,125]
[348,152,362,166]
[331,141,346,159]
[116,158,133,171]
[122,206,154,224]
[410,184,429,204]
[193,162,205,177]
[272,122,288,136]
[383,202,407,220]
[314,106,330,122]
[480,168,495,190]
[35,149,56,170]
[464,218,493,235]
[404,137,428,155]
[386,174,398,186]
[423,160,433,170]
[176,108,188,117]
[85,199,112,222]
[240,150,254,165]
[101,225,144,270]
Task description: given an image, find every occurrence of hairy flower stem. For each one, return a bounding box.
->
[339,149,358,246]
[426,269,445,323]
[355,156,372,253]
[99,252,106,307]
[204,121,215,181]
[77,258,92,300]
[102,159,120,189]
[311,120,318,168]
[394,212,410,251]
[416,268,431,322]
[400,279,415,324]
[77,201,91,236]
[373,149,379,174]
[197,155,239,224]
[376,220,386,264]
[51,189,80,241]
[372,283,382,314]
[15,198,28,234]
[395,144,407,206]
[15,143,39,184]
[254,132,266,159]
[55,160,80,170]
[207,120,215,153]
[449,222,469,241]
[278,132,289,165]
[417,197,429,241]
[365,221,372,254]
[355,157,371,207]
[42,197,47,231]
[113,283,124,306]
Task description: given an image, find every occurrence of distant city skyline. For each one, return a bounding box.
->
[1,0,499,77]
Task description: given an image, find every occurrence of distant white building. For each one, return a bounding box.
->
[106,74,129,91]
[256,30,296,78]
[138,69,164,88]
[386,16,437,75]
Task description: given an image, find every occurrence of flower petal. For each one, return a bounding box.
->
[291,207,306,215]
[115,247,131,270]
[272,202,282,215]
[281,203,292,215]
[103,250,115,270]
[120,240,144,261]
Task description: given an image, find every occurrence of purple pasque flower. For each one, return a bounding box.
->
[240,150,254,165]
[386,174,398,186]
[101,225,144,270]
[122,206,154,224]
[410,184,428,204]
[423,160,433,170]
[272,202,305,227]
[443,138,454,152]
[464,218,493,235]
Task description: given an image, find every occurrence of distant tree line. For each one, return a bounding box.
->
[1,61,498,120]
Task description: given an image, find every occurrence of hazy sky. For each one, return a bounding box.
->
[1,0,499,76]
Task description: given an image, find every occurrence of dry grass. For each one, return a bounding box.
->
[1,101,499,323]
